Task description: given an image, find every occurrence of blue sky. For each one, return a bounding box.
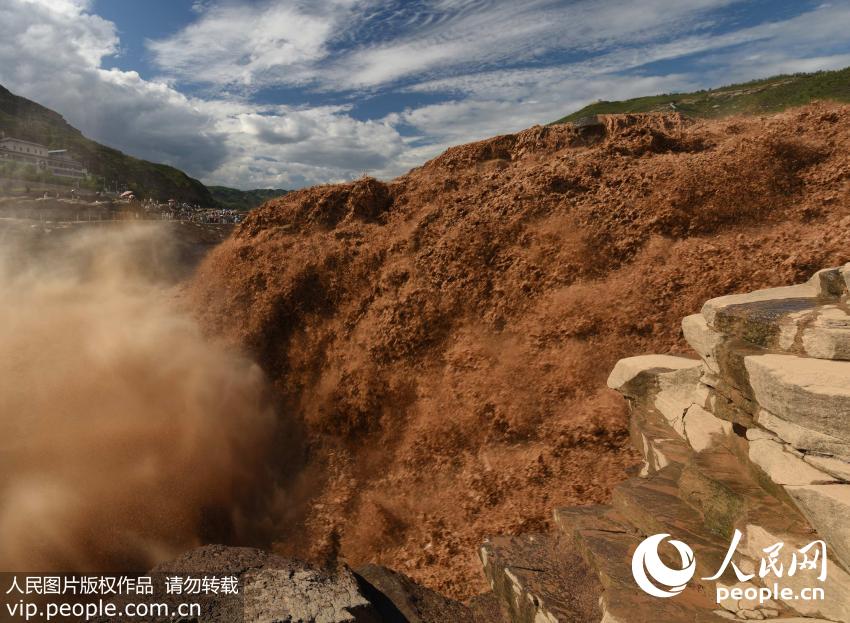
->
[2,1,850,189]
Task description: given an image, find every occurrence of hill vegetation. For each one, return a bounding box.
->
[554,66,850,123]
[0,83,215,206]
[207,186,289,212]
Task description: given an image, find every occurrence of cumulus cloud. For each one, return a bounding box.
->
[0,0,227,177]
[201,100,406,188]
[146,0,850,186]
[146,1,344,88]
[0,0,408,187]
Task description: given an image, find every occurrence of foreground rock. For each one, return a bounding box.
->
[100,545,503,623]
[97,546,379,623]
[481,265,850,622]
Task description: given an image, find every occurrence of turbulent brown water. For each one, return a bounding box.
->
[191,105,850,598]
[0,223,276,571]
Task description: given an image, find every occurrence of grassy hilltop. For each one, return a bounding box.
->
[554,66,850,123]
[207,186,289,212]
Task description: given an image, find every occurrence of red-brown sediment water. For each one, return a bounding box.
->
[191,105,850,598]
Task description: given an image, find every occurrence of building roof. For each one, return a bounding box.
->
[0,136,48,149]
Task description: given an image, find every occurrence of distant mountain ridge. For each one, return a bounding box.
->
[207,186,289,212]
[554,66,850,123]
[0,83,215,206]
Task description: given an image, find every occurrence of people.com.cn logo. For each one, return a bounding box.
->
[631,533,697,598]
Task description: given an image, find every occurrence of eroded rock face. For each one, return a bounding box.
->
[100,545,487,623]
[481,265,850,622]
[142,545,382,623]
[626,265,850,620]
[745,354,850,451]
[692,266,850,590]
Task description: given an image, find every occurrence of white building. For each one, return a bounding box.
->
[0,137,87,179]
[0,137,48,158]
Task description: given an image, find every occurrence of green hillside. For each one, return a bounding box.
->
[553,66,850,124]
[0,83,215,206]
[207,186,289,212]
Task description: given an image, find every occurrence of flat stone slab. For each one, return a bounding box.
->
[713,296,820,350]
[572,527,728,622]
[607,354,701,397]
[611,471,731,580]
[702,265,849,328]
[712,300,850,360]
[803,453,850,481]
[99,545,382,623]
[243,567,379,623]
[698,378,758,427]
[683,404,733,452]
[682,313,724,373]
[756,408,850,460]
[748,438,837,485]
[801,305,850,360]
[630,405,693,475]
[552,505,629,538]
[743,523,850,622]
[466,592,511,623]
[355,564,474,623]
[744,354,850,449]
[809,264,850,298]
[681,448,813,542]
[702,283,820,327]
[785,484,850,574]
[599,589,731,623]
[698,266,850,360]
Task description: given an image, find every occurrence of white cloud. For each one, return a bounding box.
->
[387,1,850,160]
[147,0,366,89]
[149,0,744,91]
[200,100,406,188]
[0,0,409,188]
[0,0,226,177]
[682,3,850,84]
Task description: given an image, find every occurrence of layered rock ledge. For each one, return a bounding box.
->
[480,265,850,622]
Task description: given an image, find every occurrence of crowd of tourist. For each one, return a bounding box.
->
[135,198,243,223]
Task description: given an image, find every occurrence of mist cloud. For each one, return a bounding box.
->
[0,224,276,571]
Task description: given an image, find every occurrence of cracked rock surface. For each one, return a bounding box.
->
[481,267,850,621]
